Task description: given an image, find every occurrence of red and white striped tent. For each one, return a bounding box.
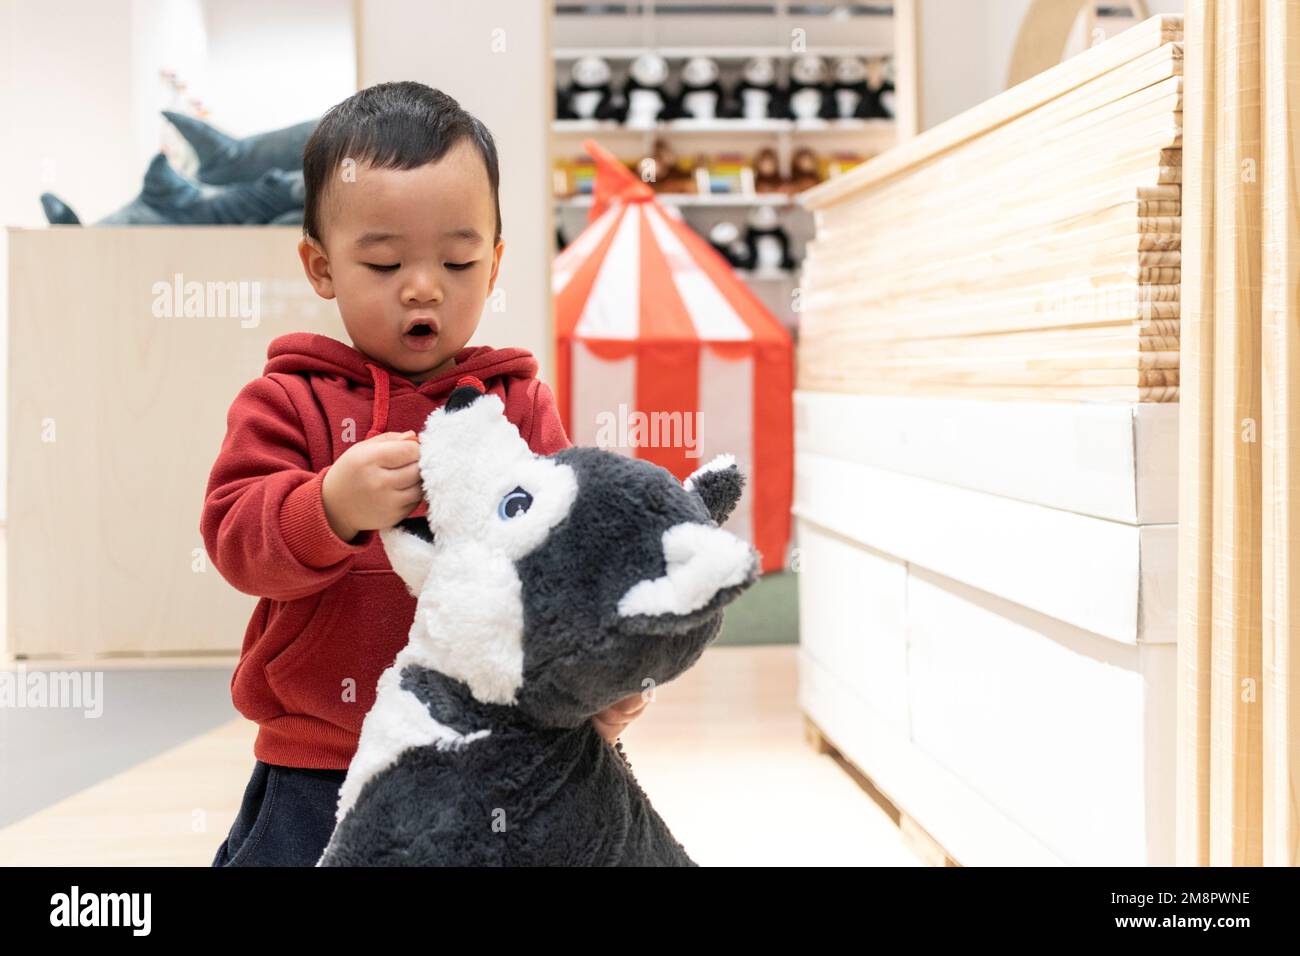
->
[553,139,793,573]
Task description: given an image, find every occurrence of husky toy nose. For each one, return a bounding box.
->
[617,521,758,620]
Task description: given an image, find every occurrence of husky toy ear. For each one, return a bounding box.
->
[683,454,745,525]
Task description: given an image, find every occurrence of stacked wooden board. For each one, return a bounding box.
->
[796,15,1184,403]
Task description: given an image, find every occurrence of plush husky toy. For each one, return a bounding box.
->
[317,378,759,866]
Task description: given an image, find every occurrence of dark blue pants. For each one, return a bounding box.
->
[211,760,347,867]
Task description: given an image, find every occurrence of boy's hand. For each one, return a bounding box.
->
[321,431,423,542]
[592,693,650,744]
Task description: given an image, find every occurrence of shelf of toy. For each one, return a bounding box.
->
[553,117,896,136]
[553,44,894,61]
[556,192,795,209]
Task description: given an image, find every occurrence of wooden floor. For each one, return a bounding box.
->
[0,645,923,866]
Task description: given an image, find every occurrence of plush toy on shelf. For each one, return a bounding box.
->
[676,56,726,121]
[725,55,786,120]
[744,205,796,275]
[708,220,755,270]
[647,138,696,193]
[752,147,785,193]
[40,152,303,226]
[618,52,676,127]
[558,56,619,121]
[787,54,833,121]
[317,379,758,867]
[784,146,823,194]
[162,111,316,184]
[41,111,314,226]
[828,56,872,119]
[863,56,897,119]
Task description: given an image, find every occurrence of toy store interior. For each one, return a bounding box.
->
[3,0,1297,880]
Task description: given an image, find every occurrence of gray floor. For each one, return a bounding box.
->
[0,667,238,829]
[0,573,797,829]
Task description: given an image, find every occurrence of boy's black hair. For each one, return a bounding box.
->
[302,81,501,244]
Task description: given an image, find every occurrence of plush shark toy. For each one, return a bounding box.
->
[40,153,304,226]
[317,378,759,866]
[161,111,316,184]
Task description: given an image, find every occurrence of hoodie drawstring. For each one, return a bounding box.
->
[364,362,390,439]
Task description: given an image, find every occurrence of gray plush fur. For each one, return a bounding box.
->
[162,111,316,184]
[41,153,304,226]
[318,385,759,866]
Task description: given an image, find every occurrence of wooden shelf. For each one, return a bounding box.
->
[553,45,893,61]
[556,192,796,209]
[553,118,896,136]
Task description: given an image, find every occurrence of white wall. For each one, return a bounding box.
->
[912,1,1185,132]
[358,0,554,379]
[129,0,210,171]
[914,0,1032,131]
[201,0,354,134]
[1,0,138,535]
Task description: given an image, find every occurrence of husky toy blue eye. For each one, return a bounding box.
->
[317,379,758,866]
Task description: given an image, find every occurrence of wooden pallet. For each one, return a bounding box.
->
[803,714,960,867]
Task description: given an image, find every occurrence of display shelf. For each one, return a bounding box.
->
[550,0,913,339]
[556,192,795,209]
[553,45,894,61]
[553,118,897,136]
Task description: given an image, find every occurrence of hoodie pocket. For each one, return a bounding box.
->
[264,569,414,735]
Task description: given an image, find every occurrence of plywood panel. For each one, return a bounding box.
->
[793,452,1176,644]
[795,521,909,732]
[905,566,1176,865]
[795,390,1178,523]
[7,227,346,657]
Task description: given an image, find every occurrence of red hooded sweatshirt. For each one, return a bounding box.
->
[200,331,571,768]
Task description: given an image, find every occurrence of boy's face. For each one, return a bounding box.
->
[298,139,504,384]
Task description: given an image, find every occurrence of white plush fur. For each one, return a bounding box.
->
[396,394,579,703]
[617,521,755,618]
[417,394,579,563]
[334,393,579,830]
